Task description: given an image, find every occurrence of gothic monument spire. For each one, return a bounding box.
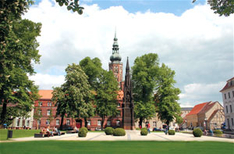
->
[122,57,135,130]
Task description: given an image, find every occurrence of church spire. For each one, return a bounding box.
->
[110,30,121,63]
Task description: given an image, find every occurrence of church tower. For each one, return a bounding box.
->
[122,57,135,130]
[109,31,123,89]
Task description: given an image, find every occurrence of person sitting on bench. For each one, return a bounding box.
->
[53,126,60,136]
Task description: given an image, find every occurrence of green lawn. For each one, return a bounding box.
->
[1,141,233,154]
[0,129,40,140]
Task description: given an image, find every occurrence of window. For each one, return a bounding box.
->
[117,103,120,107]
[38,110,41,115]
[153,121,157,127]
[56,119,60,125]
[87,120,91,126]
[228,92,231,99]
[47,102,52,106]
[46,119,50,125]
[37,120,41,125]
[39,102,42,106]
[17,118,20,127]
[224,94,227,99]
[47,110,51,116]
[232,118,234,126]
[233,91,234,97]
[107,120,111,126]
[226,106,228,113]
[116,120,120,126]
[27,120,30,126]
[230,105,233,113]
[66,119,70,125]
[98,120,101,126]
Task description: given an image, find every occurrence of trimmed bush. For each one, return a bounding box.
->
[140,128,148,136]
[105,127,114,135]
[78,127,88,137]
[79,127,88,134]
[168,130,175,135]
[113,128,126,136]
[214,130,223,137]
[193,128,203,137]
[78,129,87,137]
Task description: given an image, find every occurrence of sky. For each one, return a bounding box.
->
[24,0,234,107]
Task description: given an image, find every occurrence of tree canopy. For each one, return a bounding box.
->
[0,17,41,125]
[193,0,234,16]
[55,0,84,14]
[79,57,102,90]
[132,53,159,126]
[155,63,181,125]
[52,63,94,130]
[95,70,119,130]
[132,53,181,126]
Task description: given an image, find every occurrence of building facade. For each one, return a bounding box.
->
[220,77,234,130]
[184,101,224,130]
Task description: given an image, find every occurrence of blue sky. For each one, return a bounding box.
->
[26,0,233,107]
[35,0,206,16]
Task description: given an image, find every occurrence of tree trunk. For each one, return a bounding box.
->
[84,117,87,128]
[1,101,7,124]
[60,114,64,130]
[139,117,143,128]
[101,115,105,131]
[166,120,169,126]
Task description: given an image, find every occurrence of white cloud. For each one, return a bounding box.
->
[23,0,234,106]
[179,82,226,106]
[29,73,65,89]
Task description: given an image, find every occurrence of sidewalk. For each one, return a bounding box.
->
[4,130,234,143]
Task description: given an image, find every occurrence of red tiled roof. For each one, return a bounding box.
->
[198,101,215,114]
[186,102,209,116]
[220,77,234,92]
[38,90,53,99]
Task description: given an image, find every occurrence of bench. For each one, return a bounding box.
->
[34,133,44,138]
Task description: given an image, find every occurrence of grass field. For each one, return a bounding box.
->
[0,129,40,140]
[1,141,233,154]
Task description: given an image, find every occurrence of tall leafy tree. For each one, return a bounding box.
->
[52,87,70,130]
[132,53,160,126]
[155,63,181,125]
[0,0,33,53]
[33,106,42,129]
[0,18,41,125]
[95,70,119,130]
[52,63,94,130]
[79,57,102,90]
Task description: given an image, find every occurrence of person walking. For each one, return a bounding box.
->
[147,123,151,134]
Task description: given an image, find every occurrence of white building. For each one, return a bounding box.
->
[220,77,234,130]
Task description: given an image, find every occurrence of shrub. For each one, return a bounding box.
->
[113,128,126,136]
[140,128,148,136]
[78,129,87,137]
[79,127,88,134]
[193,128,203,137]
[213,130,223,137]
[105,127,114,135]
[168,130,175,135]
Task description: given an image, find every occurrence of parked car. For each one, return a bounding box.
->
[152,128,163,131]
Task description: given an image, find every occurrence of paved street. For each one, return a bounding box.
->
[3,130,233,143]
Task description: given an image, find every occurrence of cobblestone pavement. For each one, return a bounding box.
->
[2,130,234,143]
